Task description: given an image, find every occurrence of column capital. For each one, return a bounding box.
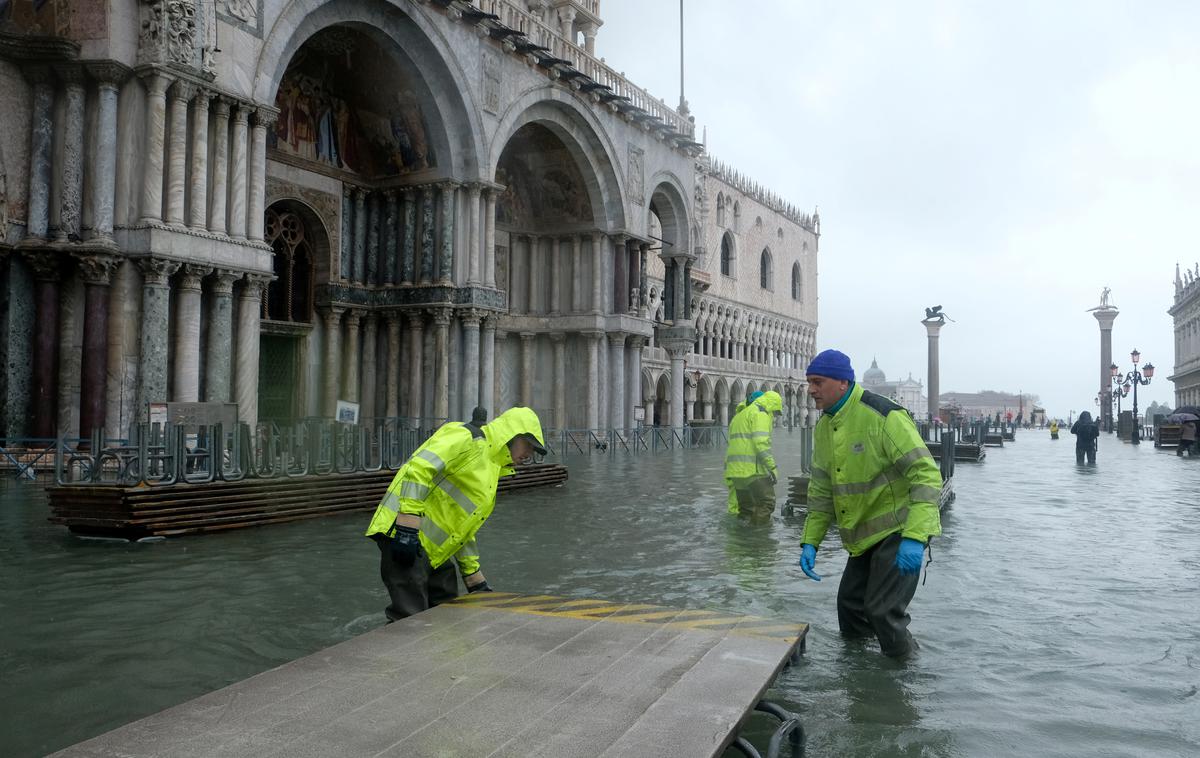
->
[240,272,272,298]
[438,180,459,194]
[252,105,280,130]
[466,182,483,198]
[627,335,647,350]
[138,70,172,96]
[519,331,536,343]
[21,63,55,87]
[22,250,63,282]
[320,304,347,321]
[549,332,567,344]
[136,256,181,286]
[460,308,484,328]
[582,330,605,341]
[168,79,196,101]
[607,332,627,347]
[344,308,365,328]
[382,188,398,201]
[354,186,369,201]
[211,96,232,117]
[73,252,122,286]
[232,102,252,122]
[431,308,453,327]
[406,310,426,329]
[52,62,86,86]
[86,60,132,88]
[362,310,379,328]
[191,88,214,109]
[386,310,405,328]
[178,263,213,291]
[209,268,241,295]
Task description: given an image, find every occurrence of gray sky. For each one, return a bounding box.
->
[597,0,1197,417]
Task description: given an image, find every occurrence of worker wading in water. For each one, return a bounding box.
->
[365,407,547,621]
[724,390,783,520]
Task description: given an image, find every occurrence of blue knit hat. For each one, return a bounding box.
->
[806,349,854,381]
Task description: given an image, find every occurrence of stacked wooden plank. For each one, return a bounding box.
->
[46,464,568,539]
[926,442,987,462]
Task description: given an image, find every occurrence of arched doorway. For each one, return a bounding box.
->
[654,373,671,426]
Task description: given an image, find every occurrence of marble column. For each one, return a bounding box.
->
[139,73,170,224]
[88,63,126,241]
[353,188,367,283]
[550,332,566,429]
[483,188,497,288]
[571,236,583,312]
[234,275,268,428]
[628,241,642,314]
[591,232,605,314]
[461,310,482,414]
[519,332,536,408]
[74,253,121,439]
[25,252,61,437]
[585,331,601,429]
[248,108,274,242]
[439,183,456,285]
[466,184,482,285]
[24,66,55,238]
[612,236,628,315]
[383,190,398,286]
[526,235,539,314]
[342,310,363,403]
[386,314,403,418]
[608,333,626,430]
[57,65,86,241]
[406,312,424,424]
[432,309,451,420]
[209,98,231,234]
[401,188,417,285]
[164,80,192,227]
[420,186,436,283]
[339,188,354,281]
[481,318,496,415]
[188,90,212,230]
[922,318,944,423]
[550,237,563,316]
[173,264,211,402]
[205,269,240,402]
[1094,308,1119,432]
[321,306,345,417]
[626,336,644,429]
[683,260,693,319]
[229,104,250,239]
[361,313,378,420]
[638,243,649,314]
[135,258,181,419]
[366,192,380,285]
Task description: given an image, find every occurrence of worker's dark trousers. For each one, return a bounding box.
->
[734,476,776,520]
[377,540,459,622]
[836,533,920,657]
[1076,446,1096,464]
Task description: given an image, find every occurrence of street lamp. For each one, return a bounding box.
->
[1115,349,1154,444]
[1108,363,1130,434]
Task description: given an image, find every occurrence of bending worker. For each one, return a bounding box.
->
[798,350,942,657]
[725,390,783,518]
[365,406,547,621]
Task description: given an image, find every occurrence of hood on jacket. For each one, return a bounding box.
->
[482,407,546,467]
[755,391,783,414]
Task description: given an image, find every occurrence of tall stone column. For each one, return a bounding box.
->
[342,310,364,403]
[420,186,436,283]
[353,188,367,283]
[74,253,121,439]
[205,270,240,402]
[406,312,425,424]
[339,187,354,280]
[439,183,456,285]
[550,332,566,429]
[386,314,403,418]
[612,236,628,315]
[627,240,642,314]
[921,318,945,423]
[366,191,380,285]
[608,333,626,430]
[88,63,127,241]
[591,232,605,314]
[483,188,497,288]
[432,309,452,420]
[24,253,61,437]
[229,104,250,239]
[361,313,378,419]
[320,306,345,417]
[173,264,211,402]
[662,340,690,428]
[164,81,192,227]
[401,188,417,285]
[135,257,181,420]
[139,73,170,225]
[461,310,482,414]
[638,243,649,315]
[234,275,269,428]
[383,190,398,285]
[626,336,644,429]
[1094,307,1119,432]
[209,98,230,234]
[466,184,482,285]
[481,318,496,415]
[24,66,55,238]
[56,66,86,241]
[571,236,583,312]
[188,89,212,230]
[520,332,536,407]
[490,328,504,414]
[526,235,539,314]
[584,331,602,429]
[550,237,563,316]
[248,108,275,242]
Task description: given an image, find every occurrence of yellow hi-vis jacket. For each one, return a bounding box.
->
[724,391,782,484]
[802,383,942,556]
[364,407,545,576]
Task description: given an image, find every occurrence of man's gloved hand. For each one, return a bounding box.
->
[467,580,493,593]
[895,537,926,575]
[798,543,821,581]
[389,525,421,568]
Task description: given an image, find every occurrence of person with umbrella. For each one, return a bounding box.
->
[1169,410,1200,456]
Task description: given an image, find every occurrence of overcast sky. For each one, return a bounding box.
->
[597,0,1197,417]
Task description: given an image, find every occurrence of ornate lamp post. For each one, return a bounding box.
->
[1115,349,1154,444]
[1108,363,1130,434]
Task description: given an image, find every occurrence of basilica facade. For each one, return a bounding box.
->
[0,0,819,441]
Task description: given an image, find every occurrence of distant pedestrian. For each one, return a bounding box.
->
[1178,420,1196,457]
[1070,411,1099,464]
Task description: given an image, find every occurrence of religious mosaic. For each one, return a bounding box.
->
[495,124,592,228]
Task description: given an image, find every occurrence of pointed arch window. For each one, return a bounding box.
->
[760,248,773,291]
[264,207,314,323]
[791,261,802,301]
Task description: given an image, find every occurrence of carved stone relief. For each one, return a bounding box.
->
[482,51,502,115]
[217,0,262,37]
[627,144,644,205]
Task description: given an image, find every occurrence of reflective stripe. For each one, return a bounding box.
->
[437,476,480,515]
[456,538,479,561]
[894,447,933,470]
[729,431,770,439]
[421,516,450,545]
[415,448,446,474]
[910,484,940,503]
[839,507,908,546]
[832,469,895,496]
[726,454,758,463]
[810,466,830,481]
[807,495,834,514]
[379,491,403,514]
[399,481,430,501]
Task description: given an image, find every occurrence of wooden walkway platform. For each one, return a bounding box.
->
[46,464,568,539]
[51,593,808,758]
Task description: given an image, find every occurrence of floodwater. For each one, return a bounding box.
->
[2,430,1199,757]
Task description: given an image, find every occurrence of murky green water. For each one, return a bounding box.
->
[2,432,1199,757]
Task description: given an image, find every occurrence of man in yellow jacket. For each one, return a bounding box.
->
[724,390,782,519]
[365,406,546,621]
[798,350,942,657]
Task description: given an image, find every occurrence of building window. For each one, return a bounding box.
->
[791,261,802,301]
[264,207,314,323]
[760,248,773,290]
[721,232,735,276]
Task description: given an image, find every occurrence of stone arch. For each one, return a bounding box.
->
[791,261,802,301]
[729,378,744,421]
[720,230,736,277]
[641,367,656,412]
[696,375,714,421]
[715,376,729,404]
[760,247,774,291]
[647,173,690,253]
[264,199,329,323]
[654,372,672,426]
[254,1,484,179]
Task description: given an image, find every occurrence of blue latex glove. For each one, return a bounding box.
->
[798,543,821,581]
[895,537,926,576]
